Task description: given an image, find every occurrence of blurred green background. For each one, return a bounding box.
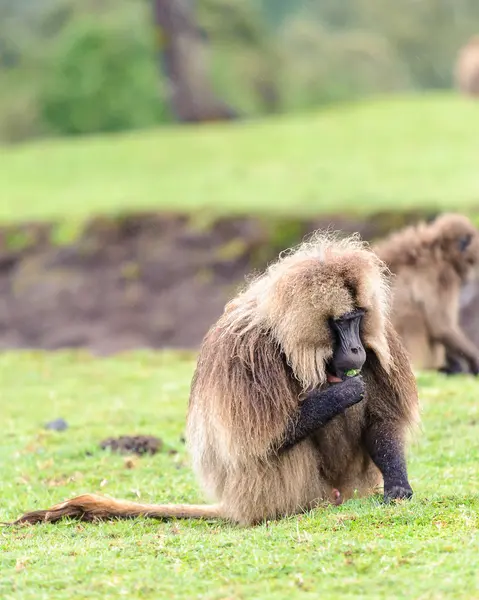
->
[1,0,479,143]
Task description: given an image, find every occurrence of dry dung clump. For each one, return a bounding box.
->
[100,435,163,456]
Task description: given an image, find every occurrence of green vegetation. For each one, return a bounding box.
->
[2,0,479,142]
[39,17,166,136]
[2,94,479,224]
[1,352,479,599]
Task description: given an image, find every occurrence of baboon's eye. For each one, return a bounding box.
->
[458,234,472,252]
[334,308,365,322]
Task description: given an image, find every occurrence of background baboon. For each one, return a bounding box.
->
[454,36,479,98]
[14,232,418,527]
[373,213,479,374]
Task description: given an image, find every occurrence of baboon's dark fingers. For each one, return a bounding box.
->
[383,485,413,503]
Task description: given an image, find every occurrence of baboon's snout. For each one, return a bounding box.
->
[330,344,366,379]
[328,311,366,379]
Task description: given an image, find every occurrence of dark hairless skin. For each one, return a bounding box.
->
[279,309,413,503]
[363,422,413,502]
[280,377,365,451]
[328,309,367,379]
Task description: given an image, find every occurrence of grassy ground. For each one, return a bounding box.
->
[2,93,479,598]
[2,93,479,223]
[2,351,479,600]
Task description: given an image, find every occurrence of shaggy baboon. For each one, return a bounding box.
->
[454,36,479,98]
[373,214,479,374]
[13,232,418,527]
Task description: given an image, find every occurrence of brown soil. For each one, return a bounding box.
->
[1,209,479,353]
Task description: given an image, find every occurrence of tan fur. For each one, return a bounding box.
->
[455,36,479,98]
[373,213,479,371]
[13,231,418,527]
[11,494,221,524]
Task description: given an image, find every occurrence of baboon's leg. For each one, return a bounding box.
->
[363,422,413,502]
[279,377,364,452]
[439,352,468,375]
[425,291,479,374]
[431,325,479,374]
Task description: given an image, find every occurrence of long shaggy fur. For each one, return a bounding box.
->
[373,213,479,371]
[13,230,419,527]
[188,230,418,524]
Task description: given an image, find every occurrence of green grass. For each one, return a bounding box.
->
[2,351,479,599]
[2,92,479,598]
[2,93,479,224]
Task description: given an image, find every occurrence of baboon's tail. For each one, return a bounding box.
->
[11,494,222,525]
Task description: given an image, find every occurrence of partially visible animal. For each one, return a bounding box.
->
[13,231,418,527]
[458,280,479,351]
[454,36,479,98]
[373,213,479,375]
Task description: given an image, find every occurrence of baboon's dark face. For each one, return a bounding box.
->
[326,309,366,382]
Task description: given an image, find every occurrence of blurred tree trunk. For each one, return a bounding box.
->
[153,0,238,122]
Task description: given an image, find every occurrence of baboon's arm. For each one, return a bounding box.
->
[364,422,413,502]
[423,290,479,373]
[439,351,469,375]
[430,324,479,374]
[279,377,365,451]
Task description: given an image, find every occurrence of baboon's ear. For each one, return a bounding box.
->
[458,234,472,252]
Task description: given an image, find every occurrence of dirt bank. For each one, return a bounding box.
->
[1,209,478,353]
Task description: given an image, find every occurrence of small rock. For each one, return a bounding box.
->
[44,418,68,431]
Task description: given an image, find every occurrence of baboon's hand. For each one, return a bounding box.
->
[331,375,366,409]
[280,376,366,451]
[384,484,413,503]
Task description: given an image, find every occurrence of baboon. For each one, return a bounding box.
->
[373,214,479,375]
[13,232,419,527]
[454,36,479,98]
